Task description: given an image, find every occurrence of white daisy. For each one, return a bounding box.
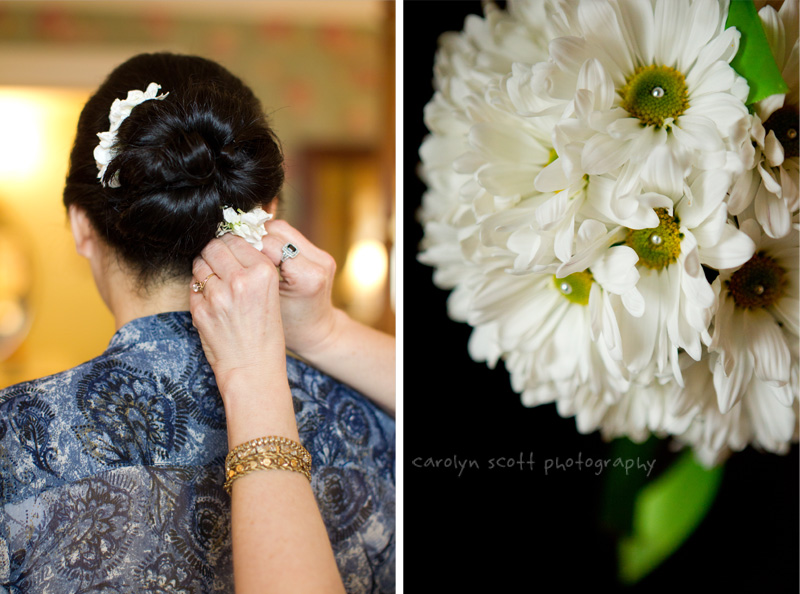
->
[707,217,799,413]
[505,343,693,444]
[453,227,656,442]
[418,2,554,289]
[473,182,651,363]
[753,0,799,125]
[463,261,633,412]
[559,372,693,445]
[674,351,798,466]
[514,0,750,195]
[565,169,756,382]
[451,88,554,217]
[729,0,799,238]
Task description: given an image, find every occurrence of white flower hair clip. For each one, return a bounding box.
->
[216,206,272,250]
[94,82,169,188]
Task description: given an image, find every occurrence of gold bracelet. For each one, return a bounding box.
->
[224,436,312,494]
[227,435,311,466]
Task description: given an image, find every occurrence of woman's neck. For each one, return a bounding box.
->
[70,208,193,330]
[109,279,192,330]
[95,257,191,330]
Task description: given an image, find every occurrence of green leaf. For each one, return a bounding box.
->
[618,451,724,584]
[726,0,789,104]
[600,436,659,537]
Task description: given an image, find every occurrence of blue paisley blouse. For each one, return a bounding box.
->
[0,312,395,593]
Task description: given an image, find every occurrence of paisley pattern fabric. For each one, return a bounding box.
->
[0,312,395,593]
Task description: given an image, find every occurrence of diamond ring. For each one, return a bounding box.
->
[281,243,299,263]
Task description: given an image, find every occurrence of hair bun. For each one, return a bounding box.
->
[161,129,218,187]
[63,53,284,284]
[109,102,231,192]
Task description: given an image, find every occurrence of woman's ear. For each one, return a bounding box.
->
[68,205,97,259]
[265,195,279,217]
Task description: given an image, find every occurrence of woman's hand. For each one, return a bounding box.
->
[260,219,341,359]
[189,233,345,594]
[189,233,299,443]
[262,219,396,414]
[190,233,287,391]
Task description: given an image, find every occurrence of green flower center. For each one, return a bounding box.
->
[726,251,787,309]
[545,148,559,167]
[619,65,689,128]
[554,271,593,305]
[763,106,799,159]
[625,208,683,270]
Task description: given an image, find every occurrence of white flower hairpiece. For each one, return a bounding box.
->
[216,206,272,250]
[94,82,169,188]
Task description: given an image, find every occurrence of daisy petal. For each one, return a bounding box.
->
[771,296,800,336]
[744,381,797,450]
[698,223,755,269]
[620,286,645,318]
[671,114,724,152]
[578,0,634,76]
[615,0,655,64]
[581,134,632,174]
[744,309,791,386]
[680,0,721,72]
[754,182,792,239]
[713,351,751,413]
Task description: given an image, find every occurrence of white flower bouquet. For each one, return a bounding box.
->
[417,0,798,467]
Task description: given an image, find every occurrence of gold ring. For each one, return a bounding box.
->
[191,273,218,293]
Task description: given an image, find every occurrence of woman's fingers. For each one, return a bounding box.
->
[196,220,318,277]
[262,223,336,290]
[192,254,215,284]
[190,256,220,307]
[198,238,239,279]
[260,233,309,273]
[261,234,332,297]
[259,233,290,268]
[263,219,312,249]
[192,236,279,312]
[219,233,269,268]
[263,220,329,265]
[198,234,269,279]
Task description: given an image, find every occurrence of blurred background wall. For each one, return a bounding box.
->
[0,0,395,388]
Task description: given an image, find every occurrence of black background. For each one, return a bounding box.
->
[401,2,799,591]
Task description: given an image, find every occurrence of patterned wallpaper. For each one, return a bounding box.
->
[0,1,389,150]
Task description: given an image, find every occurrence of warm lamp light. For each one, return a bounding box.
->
[0,95,42,178]
[341,238,388,325]
[344,238,388,292]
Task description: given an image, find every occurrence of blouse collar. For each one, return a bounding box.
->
[106,311,198,353]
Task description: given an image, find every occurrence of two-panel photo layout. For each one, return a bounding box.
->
[0,1,796,592]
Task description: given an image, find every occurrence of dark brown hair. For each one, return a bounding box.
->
[63,53,284,283]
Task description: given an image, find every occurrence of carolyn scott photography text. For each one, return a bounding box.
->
[413,451,657,477]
